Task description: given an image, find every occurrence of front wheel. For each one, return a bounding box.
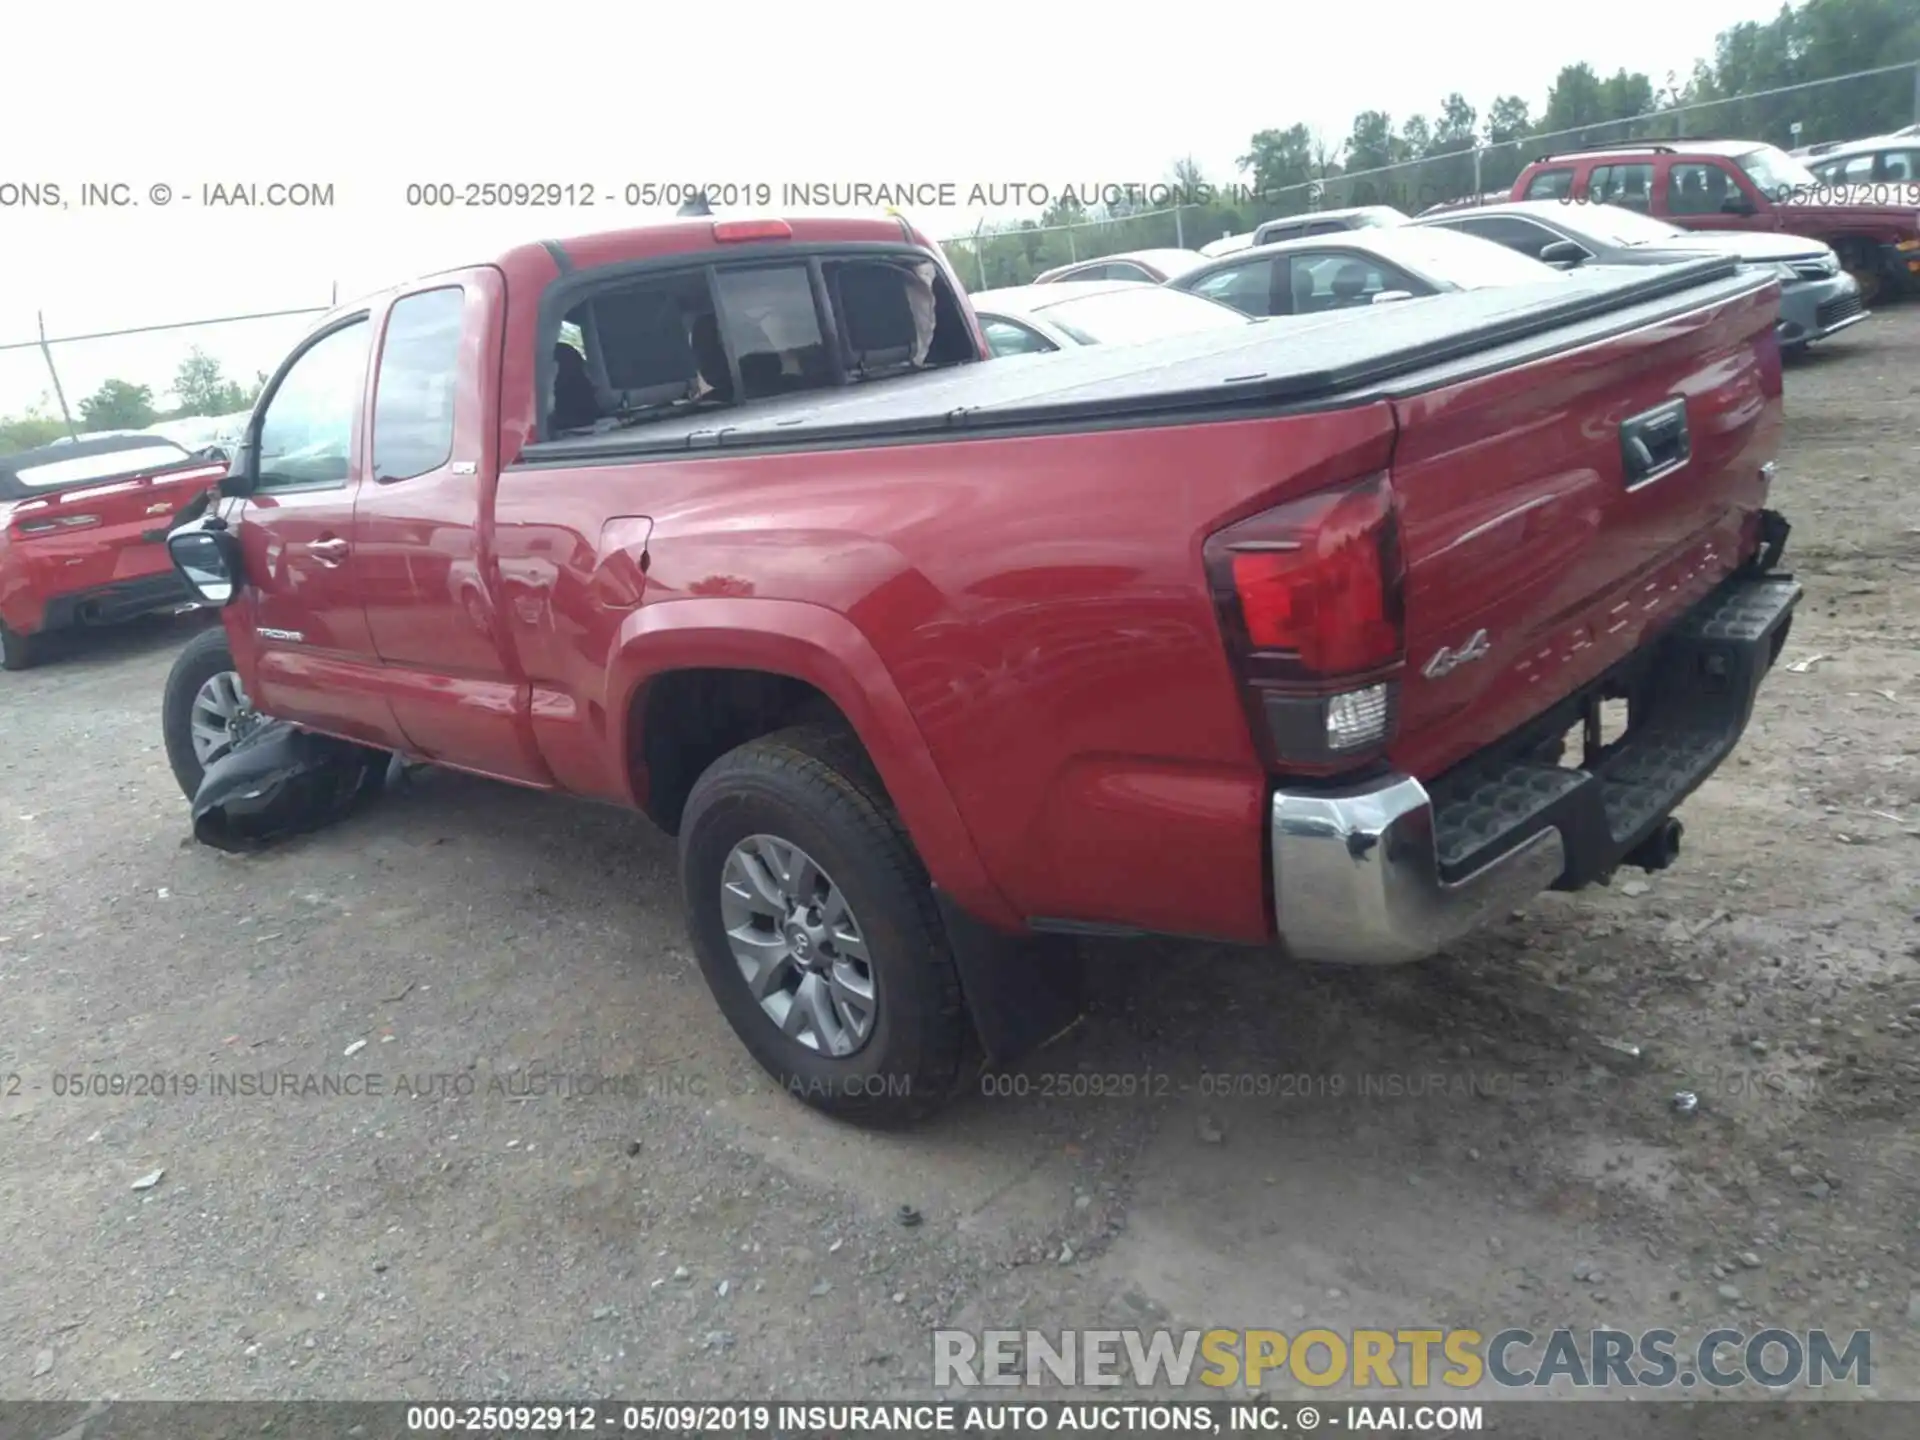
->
[678,725,969,1125]
[162,625,253,799]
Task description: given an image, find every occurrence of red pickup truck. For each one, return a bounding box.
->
[160,213,1801,1123]
[1509,139,1920,302]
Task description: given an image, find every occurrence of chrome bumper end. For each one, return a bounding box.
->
[1271,774,1566,966]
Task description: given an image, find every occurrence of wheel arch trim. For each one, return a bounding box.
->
[606,596,1023,930]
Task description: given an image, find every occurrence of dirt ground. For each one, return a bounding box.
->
[2,307,1917,1412]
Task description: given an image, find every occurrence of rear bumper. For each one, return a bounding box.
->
[1272,775,1567,965]
[1271,565,1801,965]
[33,571,195,634]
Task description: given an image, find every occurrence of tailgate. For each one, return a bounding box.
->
[1383,275,1783,782]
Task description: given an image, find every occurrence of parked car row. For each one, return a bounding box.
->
[1409,201,1867,351]
[978,190,1873,360]
[1423,138,1920,302]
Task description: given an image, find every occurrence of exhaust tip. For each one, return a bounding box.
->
[1625,817,1684,872]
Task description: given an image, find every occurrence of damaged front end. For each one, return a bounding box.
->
[191,719,388,853]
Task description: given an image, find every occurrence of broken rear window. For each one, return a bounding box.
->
[543,251,978,438]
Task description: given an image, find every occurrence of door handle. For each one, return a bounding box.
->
[305,537,350,565]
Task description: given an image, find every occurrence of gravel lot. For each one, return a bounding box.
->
[3,307,1918,1410]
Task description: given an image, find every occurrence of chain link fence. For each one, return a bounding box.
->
[0,303,335,452]
[938,62,1920,290]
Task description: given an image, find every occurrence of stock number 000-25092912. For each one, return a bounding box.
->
[405,1404,773,1434]
[402,182,776,208]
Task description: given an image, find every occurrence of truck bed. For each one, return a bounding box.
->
[512,256,1757,464]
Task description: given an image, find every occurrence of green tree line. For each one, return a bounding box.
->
[942,0,1920,288]
[1,346,267,456]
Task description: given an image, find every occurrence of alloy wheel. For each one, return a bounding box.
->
[719,834,878,1057]
[188,669,253,768]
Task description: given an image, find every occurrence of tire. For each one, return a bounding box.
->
[679,723,969,1125]
[1838,240,1883,306]
[162,625,246,799]
[0,621,45,672]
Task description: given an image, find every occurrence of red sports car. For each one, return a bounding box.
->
[1,433,229,670]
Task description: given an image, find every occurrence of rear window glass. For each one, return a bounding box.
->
[545,252,976,437]
[1038,287,1250,345]
[1522,167,1575,200]
[1367,226,1567,287]
[6,441,192,490]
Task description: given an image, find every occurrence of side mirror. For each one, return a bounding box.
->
[1719,195,1756,216]
[1539,240,1589,268]
[1371,290,1415,304]
[167,516,245,607]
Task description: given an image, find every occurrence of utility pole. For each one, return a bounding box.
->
[36,312,77,439]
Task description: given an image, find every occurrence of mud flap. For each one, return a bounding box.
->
[190,719,386,853]
[933,890,1085,1065]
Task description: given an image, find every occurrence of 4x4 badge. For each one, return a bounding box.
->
[1422,628,1491,679]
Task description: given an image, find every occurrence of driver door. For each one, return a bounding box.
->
[230,313,405,749]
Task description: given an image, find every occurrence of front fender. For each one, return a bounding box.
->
[603,595,1024,932]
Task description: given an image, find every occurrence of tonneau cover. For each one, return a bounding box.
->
[515,256,1759,464]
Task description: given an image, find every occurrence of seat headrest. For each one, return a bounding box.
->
[1331,262,1372,298]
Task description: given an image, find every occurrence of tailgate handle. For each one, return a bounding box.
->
[1620,399,1690,490]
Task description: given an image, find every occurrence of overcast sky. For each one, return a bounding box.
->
[1,0,1777,418]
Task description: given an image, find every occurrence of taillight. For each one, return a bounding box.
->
[1204,473,1405,771]
[13,513,101,535]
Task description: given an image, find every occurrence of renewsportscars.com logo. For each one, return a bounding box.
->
[932,1326,1872,1391]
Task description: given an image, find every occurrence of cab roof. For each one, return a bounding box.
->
[1532,139,1765,163]
[314,214,940,327]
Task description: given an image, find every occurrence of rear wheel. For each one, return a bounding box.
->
[678,724,968,1125]
[162,626,253,798]
[0,621,45,672]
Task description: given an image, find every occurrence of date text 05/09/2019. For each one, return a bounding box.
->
[400,1401,1465,1434]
